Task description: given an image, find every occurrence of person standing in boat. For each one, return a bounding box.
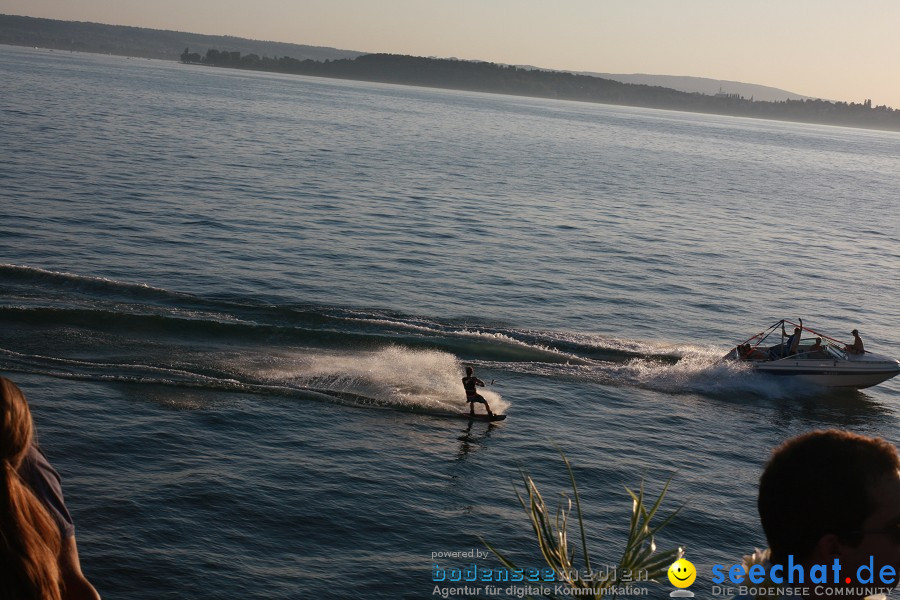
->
[845,329,865,354]
[462,366,494,418]
[780,321,802,357]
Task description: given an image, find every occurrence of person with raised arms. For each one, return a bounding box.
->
[781,320,803,357]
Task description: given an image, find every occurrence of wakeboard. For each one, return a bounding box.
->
[416,409,507,422]
[458,413,507,422]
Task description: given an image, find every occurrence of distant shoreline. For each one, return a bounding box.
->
[3,13,899,132]
[183,50,900,133]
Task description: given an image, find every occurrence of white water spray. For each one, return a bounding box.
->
[250,346,509,414]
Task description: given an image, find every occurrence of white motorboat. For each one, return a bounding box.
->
[724,320,900,389]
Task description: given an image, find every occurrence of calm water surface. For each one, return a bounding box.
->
[1,45,900,599]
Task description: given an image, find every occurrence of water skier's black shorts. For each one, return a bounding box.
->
[466,394,487,404]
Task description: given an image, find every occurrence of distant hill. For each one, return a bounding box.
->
[0,14,810,103]
[579,73,813,102]
[0,14,363,62]
[191,51,900,131]
[4,13,898,131]
[507,64,813,103]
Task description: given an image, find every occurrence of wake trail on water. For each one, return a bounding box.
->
[475,343,822,399]
[0,345,509,415]
[0,263,811,405]
[249,346,509,414]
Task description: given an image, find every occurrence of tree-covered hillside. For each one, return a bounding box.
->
[0,14,361,62]
[189,49,900,132]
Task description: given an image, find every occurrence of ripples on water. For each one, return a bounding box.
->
[1,45,899,598]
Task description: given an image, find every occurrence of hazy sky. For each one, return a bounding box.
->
[4,0,899,107]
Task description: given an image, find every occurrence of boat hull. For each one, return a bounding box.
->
[751,354,900,389]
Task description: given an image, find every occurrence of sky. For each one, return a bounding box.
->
[3,0,900,108]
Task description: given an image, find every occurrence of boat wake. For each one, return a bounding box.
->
[0,345,509,415]
[0,264,856,408]
[473,345,830,399]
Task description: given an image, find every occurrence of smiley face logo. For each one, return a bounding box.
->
[668,558,696,588]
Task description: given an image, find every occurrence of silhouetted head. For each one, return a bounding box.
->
[852,329,859,336]
[465,366,474,376]
[758,429,900,569]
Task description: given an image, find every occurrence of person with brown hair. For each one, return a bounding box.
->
[756,429,900,599]
[1,377,100,600]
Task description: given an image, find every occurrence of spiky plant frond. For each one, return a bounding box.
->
[482,448,683,599]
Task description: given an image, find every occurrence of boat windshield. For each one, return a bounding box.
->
[825,345,847,360]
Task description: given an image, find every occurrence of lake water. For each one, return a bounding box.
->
[2,44,899,599]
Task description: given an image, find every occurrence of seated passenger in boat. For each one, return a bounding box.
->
[806,338,827,358]
[739,344,767,360]
[845,329,865,355]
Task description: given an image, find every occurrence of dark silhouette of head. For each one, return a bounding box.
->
[758,429,900,566]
